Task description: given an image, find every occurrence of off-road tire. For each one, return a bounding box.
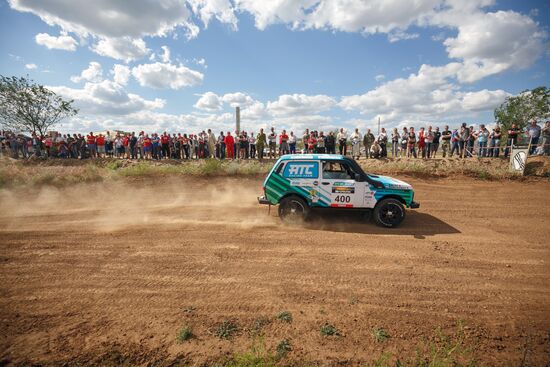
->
[373,198,405,228]
[278,195,310,224]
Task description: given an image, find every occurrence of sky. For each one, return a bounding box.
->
[0,0,549,134]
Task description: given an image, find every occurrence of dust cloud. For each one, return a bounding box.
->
[0,178,279,232]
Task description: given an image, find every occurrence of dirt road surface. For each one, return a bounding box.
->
[0,176,549,366]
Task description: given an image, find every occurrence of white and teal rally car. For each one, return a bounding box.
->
[258,154,419,228]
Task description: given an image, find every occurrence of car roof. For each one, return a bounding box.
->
[278,154,346,161]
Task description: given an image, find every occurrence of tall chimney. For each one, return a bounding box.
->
[236,106,241,134]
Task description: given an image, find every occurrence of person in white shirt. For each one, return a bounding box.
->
[248,132,256,159]
[349,128,362,159]
[337,128,348,156]
[288,131,297,154]
[268,128,277,159]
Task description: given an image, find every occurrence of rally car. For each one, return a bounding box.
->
[258,154,419,228]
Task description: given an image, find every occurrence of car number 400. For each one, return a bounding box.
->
[334,195,351,203]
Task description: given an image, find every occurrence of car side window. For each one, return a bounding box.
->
[322,161,354,180]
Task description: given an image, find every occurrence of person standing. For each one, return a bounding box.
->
[280,129,289,155]
[363,129,375,159]
[417,127,426,159]
[160,132,170,159]
[207,129,216,159]
[391,128,400,158]
[407,127,417,158]
[87,132,97,158]
[249,132,257,158]
[317,131,326,153]
[477,125,490,157]
[96,133,105,158]
[458,123,468,158]
[105,131,113,157]
[378,128,388,158]
[302,129,310,154]
[425,126,434,158]
[142,134,152,159]
[541,121,550,156]
[526,120,541,155]
[288,131,296,154]
[440,125,451,158]
[256,129,266,161]
[491,126,502,157]
[268,128,277,159]
[432,126,441,158]
[350,128,362,159]
[325,131,336,154]
[224,132,235,159]
[337,128,348,156]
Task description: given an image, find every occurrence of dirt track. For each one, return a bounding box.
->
[0,176,549,366]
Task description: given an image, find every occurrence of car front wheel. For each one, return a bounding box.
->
[278,195,310,224]
[373,198,405,228]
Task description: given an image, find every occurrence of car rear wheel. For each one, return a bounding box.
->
[373,198,405,228]
[279,195,310,224]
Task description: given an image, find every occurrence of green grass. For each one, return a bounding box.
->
[175,325,193,343]
[372,327,390,343]
[320,323,340,337]
[365,322,480,367]
[276,339,292,359]
[276,311,293,323]
[250,316,271,336]
[215,320,239,339]
[225,340,277,367]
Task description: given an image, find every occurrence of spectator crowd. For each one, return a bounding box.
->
[1,121,549,161]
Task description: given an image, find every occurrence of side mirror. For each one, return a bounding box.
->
[355,173,364,182]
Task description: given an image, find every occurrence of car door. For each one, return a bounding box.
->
[319,160,365,208]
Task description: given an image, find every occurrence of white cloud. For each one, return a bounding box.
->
[91,37,150,63]
[267,94,336,116]
[70,61,103,83]
[194,92,223,111]
[387,30,419,43]
[340,63,509,124]
[35,32,77,51]
[10,0,196,39]
[460,89,510,111]
[132,62,204,89]
[188,0,238,30]
[111,64,131,85]
[441,10,547,82]
[375,74,385,82]
[194,58,207,68]
[25,63,37,70]
[222,92,256,108]
[160,45,171,63]
[50,80,165,116]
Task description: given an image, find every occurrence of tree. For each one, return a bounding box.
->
[0,75,78,136]
[494,86,549,132]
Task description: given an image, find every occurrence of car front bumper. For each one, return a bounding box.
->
[258,195,271,205]
[410,201,420,209]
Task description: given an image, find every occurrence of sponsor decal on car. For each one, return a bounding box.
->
[332,186,355,193]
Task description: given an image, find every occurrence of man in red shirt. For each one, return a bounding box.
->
[87,132,97,158]
[279,130,289,155]
[160,132,170,159]
[143,134,152,159]
[224,132,235,159]
[96,134,105,158]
